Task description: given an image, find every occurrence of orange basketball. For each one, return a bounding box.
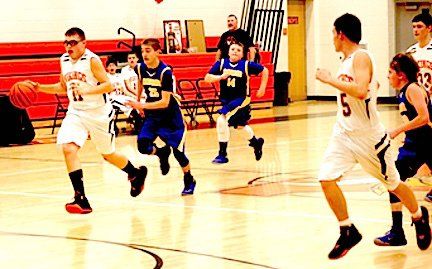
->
[9,81,38,109]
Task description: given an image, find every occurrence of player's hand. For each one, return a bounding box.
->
[220,70,230,80]
[125,99,144,110]
[256,87,265,98]
[316,68,332,84]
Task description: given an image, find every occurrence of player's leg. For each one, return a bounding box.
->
[374,144,422,246]
[173,147,196,196]
[233,105,264,161]
[88,108,147,198]
[137,117,171,175]
[159,117,196,195]
[57,113,92,214]
[212,114,230,164]
[359,134,431,251]
[318,133,361,259]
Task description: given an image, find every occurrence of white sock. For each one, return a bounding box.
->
[339,218,352,227]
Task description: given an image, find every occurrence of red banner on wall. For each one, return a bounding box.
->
[155,0,163,3]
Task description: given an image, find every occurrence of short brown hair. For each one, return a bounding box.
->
[65,27,86,40]
[390,53,420,83]
[142,38,161,51]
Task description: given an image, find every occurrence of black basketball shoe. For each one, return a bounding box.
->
[328,224,362,259]
[412,206,432,250]
[129,166,147,197]
[157,146,171,175]
[65,195,92,214]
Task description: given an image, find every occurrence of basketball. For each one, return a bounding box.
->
[9,81,38,109]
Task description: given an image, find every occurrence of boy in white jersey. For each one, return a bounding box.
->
[407,11,432,95]
[29,28,147,214]
[121,51,139,97]
[315,13,430,259]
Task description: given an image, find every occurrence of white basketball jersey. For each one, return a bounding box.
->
[107,73,126,96]
[335,49,384,133]
[121,65,138,96]
[61,49,108,110]
[406,40,432,93]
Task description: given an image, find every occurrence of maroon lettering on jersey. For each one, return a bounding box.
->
[417,60,432,69]
[64,71,87,82]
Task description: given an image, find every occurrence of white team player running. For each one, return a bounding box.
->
[315,13,431,260]
[407,11,432,95]
[29,27,147,214]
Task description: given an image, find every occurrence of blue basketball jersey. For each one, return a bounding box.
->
[208,59,264,101]
[135,61,181,119]
[398,82,432,142]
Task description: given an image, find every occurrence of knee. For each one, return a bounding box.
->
[173,148,190,167]
[62,143,79,156]
[320,179,338,191]
[137,139,154,155]
[389,192,401,203]
[217,116,228,130]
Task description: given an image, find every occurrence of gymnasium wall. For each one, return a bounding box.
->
[0,0,289,72]
[305,0,396,97]
[0,0,243,42]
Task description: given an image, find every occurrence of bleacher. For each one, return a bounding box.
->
[0,37,274,126]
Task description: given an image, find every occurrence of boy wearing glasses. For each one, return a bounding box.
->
[29,27,147,214]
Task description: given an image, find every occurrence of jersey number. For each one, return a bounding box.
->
[340,93,351,117]
[148,87,160,98]
[227,77,236,87]
[418,72,432,92]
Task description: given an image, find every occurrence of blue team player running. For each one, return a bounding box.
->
[126,38,196,195]
[205,42,269,164]
[374,52,432,247]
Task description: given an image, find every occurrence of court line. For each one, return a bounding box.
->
[0,231,279,269]
[0,189,407,225]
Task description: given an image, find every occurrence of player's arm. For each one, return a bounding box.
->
[248,46,256,62]
[126,71,172,110]
[85,58,113,94]
[389,84,430,139]
[32,74,67,94]
[316,51,371,100]
[256,66,269,98]
[205,61,229,82]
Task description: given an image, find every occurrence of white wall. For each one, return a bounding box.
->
[306,0,395,97]
[0,0,244,42]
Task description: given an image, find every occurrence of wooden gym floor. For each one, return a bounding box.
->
[0,101,431,269]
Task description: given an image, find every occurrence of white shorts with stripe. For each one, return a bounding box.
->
[318,127,400,191]
[57,104,116,154]
[110,94,134,116]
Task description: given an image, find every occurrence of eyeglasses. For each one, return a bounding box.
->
[63,40,82,47]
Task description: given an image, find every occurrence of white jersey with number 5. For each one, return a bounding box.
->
[61,48,109,111]
[335,49,384,134]
[406,40,432,93]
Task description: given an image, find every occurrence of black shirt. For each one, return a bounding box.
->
[217,28,254,59]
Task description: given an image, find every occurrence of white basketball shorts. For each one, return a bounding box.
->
[318,129,400,191]
[57,104,116,154]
